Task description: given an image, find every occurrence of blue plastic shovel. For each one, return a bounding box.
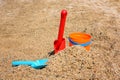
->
[12,58,48,69]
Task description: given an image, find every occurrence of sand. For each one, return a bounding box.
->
[0,0,120,80]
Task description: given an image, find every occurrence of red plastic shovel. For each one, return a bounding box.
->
[54,10,67,54]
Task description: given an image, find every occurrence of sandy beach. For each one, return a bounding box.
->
[0,0,120,80]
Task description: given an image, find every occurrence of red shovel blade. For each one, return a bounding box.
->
[54,10,67,54]
[54,38,65,53]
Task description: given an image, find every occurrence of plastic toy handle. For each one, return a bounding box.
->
[12,61,34,66]
[57,10,67,43]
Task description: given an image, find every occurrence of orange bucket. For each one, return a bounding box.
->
[69,32,92,51]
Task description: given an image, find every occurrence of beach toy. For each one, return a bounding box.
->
[12,58,48,69]
[69,32,92,50]
[54,10,67,54]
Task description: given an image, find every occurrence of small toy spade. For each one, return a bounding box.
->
[12,59,48,69]
[54,10,67,54]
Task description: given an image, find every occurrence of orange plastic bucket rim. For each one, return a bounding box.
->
[69,32,91,43]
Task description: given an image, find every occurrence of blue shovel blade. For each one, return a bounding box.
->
[31,59,48,69]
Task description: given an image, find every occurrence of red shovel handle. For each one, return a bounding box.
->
[57,10,67,43]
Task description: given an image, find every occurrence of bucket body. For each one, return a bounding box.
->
[69,32,91,51]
